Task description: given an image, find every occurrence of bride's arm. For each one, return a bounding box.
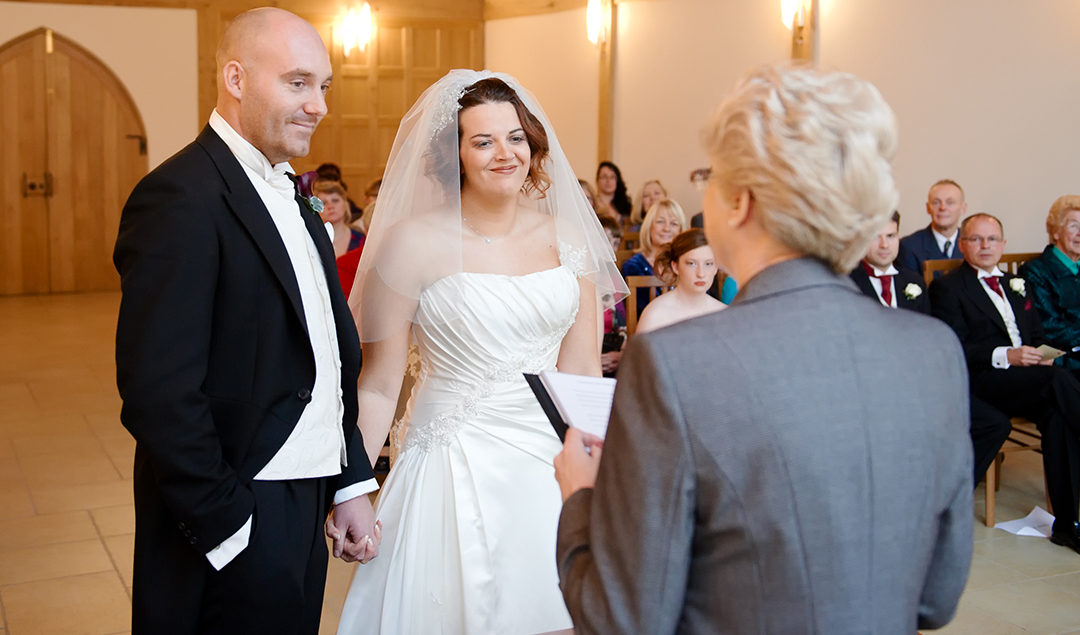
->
[556,277,603,377]
[357,323,411,466]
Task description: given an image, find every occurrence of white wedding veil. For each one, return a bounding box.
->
[348,69,628,342]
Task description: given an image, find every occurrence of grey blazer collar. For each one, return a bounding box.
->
[733,257,856,307]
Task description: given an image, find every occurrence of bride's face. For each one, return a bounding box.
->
[459,101,531,199]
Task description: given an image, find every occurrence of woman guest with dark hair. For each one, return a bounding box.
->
[596,160,632,223]
[1020,195,1080,370]
[636,229,726,333]
[336,70,625,634]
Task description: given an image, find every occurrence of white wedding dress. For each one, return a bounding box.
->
[337,264,579,635]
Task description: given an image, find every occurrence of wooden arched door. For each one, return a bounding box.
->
[0,28,147,294]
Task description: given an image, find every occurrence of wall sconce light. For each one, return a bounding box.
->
[783,0,817,64]
[780,0,800,28]
[340,3,375,58]
[586,0,604,45]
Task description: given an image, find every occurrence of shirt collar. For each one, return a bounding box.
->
[932,227,958,248]
[976,266,1004,280]
[209,110,294,183]
[862,260,898,277]
[1052,245,1080,275]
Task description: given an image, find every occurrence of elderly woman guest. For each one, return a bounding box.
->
[554,63,973,632]
[314,180,364,257]
[622,198,687,316]
[1019,195,1080,370]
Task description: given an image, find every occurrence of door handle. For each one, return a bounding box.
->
[21,173,48,198]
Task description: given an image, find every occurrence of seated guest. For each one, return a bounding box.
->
[629,179,667,230]
[896,179,965,275]
[556,63,972,632]
[596,161,632,224]
[598,216,627,377]
[852,212,1011,487]
[313,180,363,258]
[622,198,687,316]
[636,229,725,334]
[850,211,930,312]
[317,161,363,221]
[1019,195,1080,370]
[931,213,1080,553]
[578,178,598,211]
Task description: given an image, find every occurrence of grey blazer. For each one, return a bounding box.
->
[557,257,973,634]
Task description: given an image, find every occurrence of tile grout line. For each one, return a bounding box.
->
[89,509,133,604]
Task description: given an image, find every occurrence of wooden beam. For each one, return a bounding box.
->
[484,0,585,21]
[596,0,615,162]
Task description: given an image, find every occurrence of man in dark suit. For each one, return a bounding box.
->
[896,179,965,275]
[852,211,1011,487]
[850,211,931,313]
[114,9,379,634]
[931,213,1080,553]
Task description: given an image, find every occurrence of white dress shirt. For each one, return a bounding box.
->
[974,267,1023,369]
[865,263,899,308]
[205,112,377,570]
[932,228,959,258]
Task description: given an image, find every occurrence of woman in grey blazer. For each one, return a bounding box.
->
[554,63,973,634]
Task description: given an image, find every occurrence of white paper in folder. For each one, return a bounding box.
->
[539,370,616,439]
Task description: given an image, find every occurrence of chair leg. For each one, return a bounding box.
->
[995,454,1002,491]
[985,459,997,527]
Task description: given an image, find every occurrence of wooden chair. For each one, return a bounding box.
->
[625,275,666,336]
[615,249,635,270]
[622,231,640,251]
[921,253,1049,526]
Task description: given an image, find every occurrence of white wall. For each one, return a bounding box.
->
[487,0,1080,251]
[0,1,198,169]
[485,8,600,182]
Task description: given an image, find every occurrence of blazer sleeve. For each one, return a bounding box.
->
[917,340,974,629]
[557,335,695,634]
[929,276,998,369]
[114,171,254,553]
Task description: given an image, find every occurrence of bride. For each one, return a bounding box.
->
[336,71,627,634]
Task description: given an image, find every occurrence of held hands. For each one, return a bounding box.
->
[553,427,605,503]
[325,495,382,564]
[1007,346,1053,367]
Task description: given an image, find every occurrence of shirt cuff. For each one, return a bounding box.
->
[992,346,1012,369]
[334,478,379,506]
[206,514,252,571]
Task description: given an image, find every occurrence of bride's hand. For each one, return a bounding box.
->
[326,496,382,563]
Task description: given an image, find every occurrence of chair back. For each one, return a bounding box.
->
[615,249,635,270]
[999,252,1042,275]
[622,231,640,251]
[923,258,963,287]
[625,275,665,336]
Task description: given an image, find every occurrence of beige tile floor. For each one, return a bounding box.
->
[1,291,1079,634]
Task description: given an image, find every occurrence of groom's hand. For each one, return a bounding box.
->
[325,495,382,563]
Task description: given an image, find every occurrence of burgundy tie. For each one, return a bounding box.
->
[984,275,1005,298]
[861,261,893,305]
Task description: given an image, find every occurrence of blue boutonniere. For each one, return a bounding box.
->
[294,171,324,215]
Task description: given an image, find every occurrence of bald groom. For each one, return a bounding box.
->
[114,9,378,634]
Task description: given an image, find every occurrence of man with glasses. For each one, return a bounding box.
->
[897,179,966,276]
[931,213,1080,554]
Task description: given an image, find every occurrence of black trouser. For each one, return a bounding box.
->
[969,395,1013,489]
[973,365,1080,534]
[197,477,330,635]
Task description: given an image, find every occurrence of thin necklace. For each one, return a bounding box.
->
[462,214,515,244]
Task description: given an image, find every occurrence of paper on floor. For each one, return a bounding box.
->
[994,506,1055,537]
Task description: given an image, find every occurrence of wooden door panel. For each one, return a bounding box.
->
[0,32,50,295]
[48,31,147,292]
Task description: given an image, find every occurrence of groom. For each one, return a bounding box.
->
[114,9,378,634]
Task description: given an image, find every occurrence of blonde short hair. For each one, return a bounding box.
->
[631,180,667,225]
[1047,195,1080,242]
[702,63,899,274]
[639,198,688,256]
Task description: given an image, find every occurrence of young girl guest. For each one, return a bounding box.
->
[314,180,364,257]
[636,229,726,334]
[598,215,627,375]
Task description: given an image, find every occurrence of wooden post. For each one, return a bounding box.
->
[597,0,615,162]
